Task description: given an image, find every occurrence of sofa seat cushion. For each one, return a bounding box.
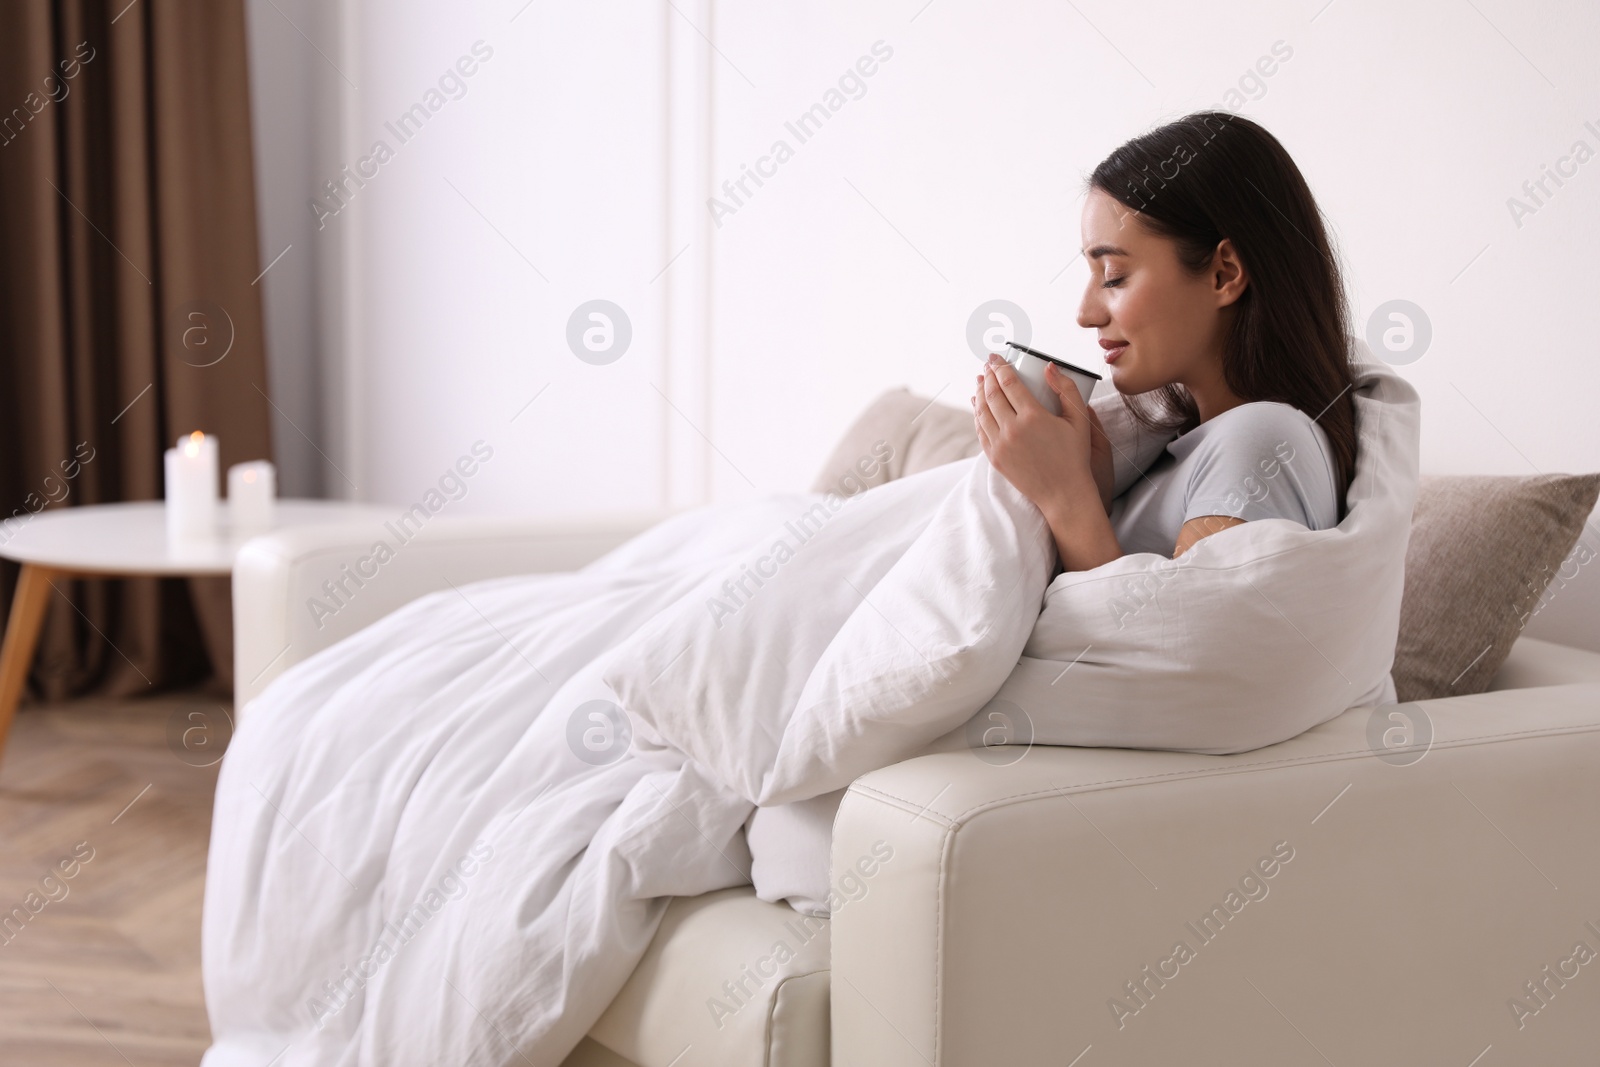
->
[586,887,830,1067]
[1488,635,1600,691]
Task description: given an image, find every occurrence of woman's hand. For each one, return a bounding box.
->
[973,354,1123,571]
[1082,381,1115,514]
[972,355,1101,514]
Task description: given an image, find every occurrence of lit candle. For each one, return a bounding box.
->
[227,460,276,531]
[164,431,219,540]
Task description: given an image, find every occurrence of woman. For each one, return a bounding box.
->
[974,111,1358,571]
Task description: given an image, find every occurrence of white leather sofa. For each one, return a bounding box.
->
[234,512,1600,1066]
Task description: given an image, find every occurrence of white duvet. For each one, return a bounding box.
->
[202,356,1418,1066]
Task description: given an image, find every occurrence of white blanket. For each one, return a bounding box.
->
[202,462,1052,1066]
[202,356,1417,1065]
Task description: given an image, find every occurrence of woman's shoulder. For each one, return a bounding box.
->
[1172,400,1340,528]
[1182,401,1330,458]
[1212,399,1321,433]
[1172,400,1337,485]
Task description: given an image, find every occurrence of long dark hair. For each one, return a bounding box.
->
[1088,111,1358,513]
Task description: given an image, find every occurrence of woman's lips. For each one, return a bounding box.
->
[1099,340,1128,364]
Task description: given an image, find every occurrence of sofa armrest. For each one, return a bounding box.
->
[232,512,663,709]
[831,683,1600,1064]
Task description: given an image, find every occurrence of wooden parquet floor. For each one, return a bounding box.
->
[0,694,226,1065]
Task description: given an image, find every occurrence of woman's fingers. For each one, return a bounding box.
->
[984,357,1033,416]
[1086,404,1108,441]
[1047,363,1087,424]
[979,360,1017,419]
[973,381,1001,440]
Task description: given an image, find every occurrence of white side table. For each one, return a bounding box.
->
[0,500,390,761]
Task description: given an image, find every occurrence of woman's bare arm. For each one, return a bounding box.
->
[1173,514,1246,557]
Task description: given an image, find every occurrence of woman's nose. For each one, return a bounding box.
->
[1077,286,1106,330]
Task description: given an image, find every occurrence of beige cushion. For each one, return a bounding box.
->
[1393,473,1600,702]
[585,887,830,1067]
[810,388,977,494]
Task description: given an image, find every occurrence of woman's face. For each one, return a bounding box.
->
[1076,188,1242,397]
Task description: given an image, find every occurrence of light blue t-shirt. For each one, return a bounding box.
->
[1110,401,1341,558]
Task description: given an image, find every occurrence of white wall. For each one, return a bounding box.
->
[702,0,1600,496]
[245,0,1600,641]
[245,0,345,498]
[268,0,1600,511]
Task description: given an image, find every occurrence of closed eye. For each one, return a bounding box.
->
[1101,275,1125,288]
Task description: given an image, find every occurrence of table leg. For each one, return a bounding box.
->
[0,563,61,764]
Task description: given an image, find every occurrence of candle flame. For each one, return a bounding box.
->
[184,432,202,457]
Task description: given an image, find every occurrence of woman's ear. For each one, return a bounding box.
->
[1212,238,1249,307]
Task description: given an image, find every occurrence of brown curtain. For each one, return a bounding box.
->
[0,0,272,701]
